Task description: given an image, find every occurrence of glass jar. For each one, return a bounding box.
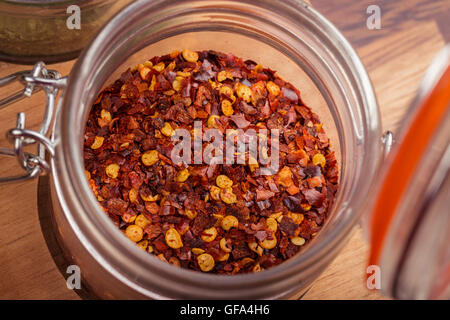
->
[364,45,450,300]
[0,0,132,64]
[1,0,386,299]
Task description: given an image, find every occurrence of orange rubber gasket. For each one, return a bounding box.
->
[369,66,450,267]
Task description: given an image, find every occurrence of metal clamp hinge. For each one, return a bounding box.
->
[0,62,67,184]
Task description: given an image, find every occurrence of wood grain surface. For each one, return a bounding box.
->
[0,0,448,300]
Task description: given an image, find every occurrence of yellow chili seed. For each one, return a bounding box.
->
[170,50,181,58]
[207,115,220,128]
[177,71,191,77]
[105,164,120,179]
[169,256,181,267]
[210,186,221,201]
[120,84,127,98]
[217,253,230,262]
[312,153,326,167]
[140,193,159,202]
[291,236,306,246]
[248,242,264,256]
[167,61,176,71]
[125,225,143,242]
[184,209,198,219]
[122,212,136,223]
[269,212,283,221]
[157,254,167,262]
[288,212,304,225]
[221,215,239,231]
[141,150,159,166]
[201,227,218,242]
[217,70,233,82]
[259,237,277,250]
[234,82,253,103]
[254,64,263,73]
[163,90,175,96]
[253,263,262,272]
[221,99,234,116]
[135,214,151,229]
[182,49,199,63]
[220,188,237,204]
[301,203,311,211]
[139,67,151,80]
[100,109,112,122]
[137,240,148,250]
[153,62,165,72]
[165,228,183,249]
[216,174,233,189]
[85,170,91,180]
[209,80,219,90]
[147,245,154,253]
[172,78,182,91]
[278,166,294,187]
[220,238,232,253]
[266,81,281,96]
[176,168,190,182]
[248,155,259,172]
[266,217,278,232]
[192,248,205,255]
[197,253,215,272]
[219,86,236,102]
[120,142,130,149]
[91,136,104,149]
[161,122,175,136]
[129,188,138,203]
[135,63,144,71]
[143,60,153,68]
[149,75,157,91]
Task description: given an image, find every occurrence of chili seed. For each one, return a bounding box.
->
[182,49,199,63]
[221,215,238,231]
[221,99,234,116]
[220,238,232,253]
[312,153,326,167]
[90,136,104,149]
[105,164,120,179]
[141,150,159,166]
[197,253,215,272]
[216,174,233,189]
[125,225,143,242]
[291,236,306,246]
[266,81,281,96]
[201,227,218,242]
[165,228,183,249]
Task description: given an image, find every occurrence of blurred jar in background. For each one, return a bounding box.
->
[0,0,132,64]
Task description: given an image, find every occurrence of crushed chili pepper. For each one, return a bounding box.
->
[84,49,339,274]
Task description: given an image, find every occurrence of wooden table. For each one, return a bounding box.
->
[0,0,448,300]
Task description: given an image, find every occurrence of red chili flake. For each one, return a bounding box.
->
[255,188,275,201]
[302,188,326,207]
[279,217,299,236]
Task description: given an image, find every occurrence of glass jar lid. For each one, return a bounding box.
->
[368,45,450,299]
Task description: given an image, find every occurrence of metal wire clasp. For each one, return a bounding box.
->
[0,62,67,183]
